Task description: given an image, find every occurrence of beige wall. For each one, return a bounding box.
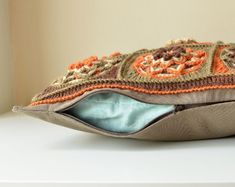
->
[8,0,235,106]
[0,0,12,113]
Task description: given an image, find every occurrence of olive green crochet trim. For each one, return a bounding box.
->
[32,74,235,103]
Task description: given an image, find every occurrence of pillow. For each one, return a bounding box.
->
[13,39,235,141]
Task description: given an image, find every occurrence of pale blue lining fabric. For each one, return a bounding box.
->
[65,93,175,133]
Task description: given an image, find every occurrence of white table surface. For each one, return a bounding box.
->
[0,112,235,187]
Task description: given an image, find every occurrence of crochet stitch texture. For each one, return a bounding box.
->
[31,40,235,106]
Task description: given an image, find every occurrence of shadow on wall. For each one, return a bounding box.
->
[0,0,12,114]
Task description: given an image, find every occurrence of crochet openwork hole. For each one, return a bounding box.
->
[132,46,207,79]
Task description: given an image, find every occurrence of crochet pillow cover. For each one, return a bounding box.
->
[13,39,235,141]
